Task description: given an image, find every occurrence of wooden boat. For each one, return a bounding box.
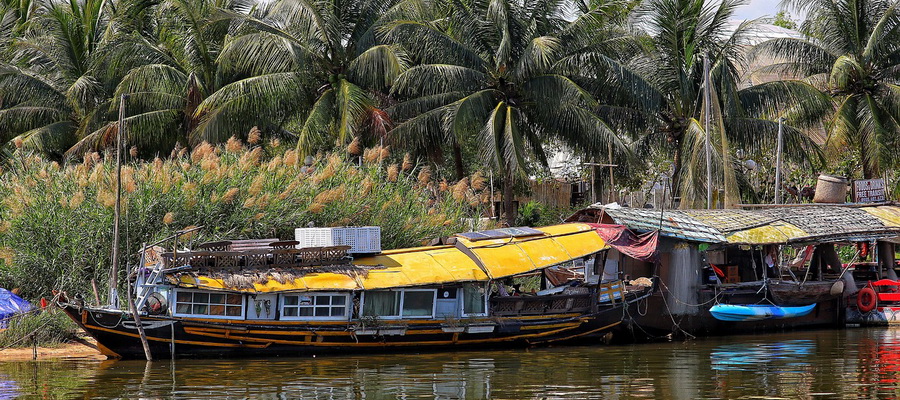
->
[57,223,651,359]
[767,281,841,306]
[709,304,816,322]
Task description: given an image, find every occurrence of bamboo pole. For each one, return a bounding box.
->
[109,94,127,308]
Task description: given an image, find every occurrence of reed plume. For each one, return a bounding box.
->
[248,126,262,144]
[418,167,432,185]
[387,164,399,182]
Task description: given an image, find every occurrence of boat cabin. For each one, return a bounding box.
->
[133,224,629,327]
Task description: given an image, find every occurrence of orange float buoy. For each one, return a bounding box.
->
[858,287,878,313]
[858,242,870,260]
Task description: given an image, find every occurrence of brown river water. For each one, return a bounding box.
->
[2,328,900,399]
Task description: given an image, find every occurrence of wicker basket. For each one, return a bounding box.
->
[813,174,848,203]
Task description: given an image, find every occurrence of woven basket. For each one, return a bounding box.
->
[813,174,848,203]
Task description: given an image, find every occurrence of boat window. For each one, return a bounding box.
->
[462,284,486,316]
[173,290,243,318]
[281,293,348,320]
[402,290,435,317]
[363,291,401,317]
[363,290,436,318]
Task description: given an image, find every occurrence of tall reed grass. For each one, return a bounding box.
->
[0,140,492,301]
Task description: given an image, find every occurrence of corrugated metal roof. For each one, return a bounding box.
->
[600,208,726,243]
[594,204,900,245]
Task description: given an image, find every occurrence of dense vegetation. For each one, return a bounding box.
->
[4,0,895,206]
[0,140,490,299]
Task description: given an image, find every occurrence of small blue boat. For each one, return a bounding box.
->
[709,304,816,322]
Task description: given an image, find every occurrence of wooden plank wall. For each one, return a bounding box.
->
[529,180,573,208]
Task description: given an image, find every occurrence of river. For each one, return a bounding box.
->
[2,328,899,399]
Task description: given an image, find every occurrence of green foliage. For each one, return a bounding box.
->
[0,310,79,348]
[756,0,900,179]
[386,0,632,223]
[0,143,489,300]
[516,200,581,228]
[772,11,798,30]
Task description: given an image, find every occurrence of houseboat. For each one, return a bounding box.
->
[567,203,900,339]
[57,223,651,359]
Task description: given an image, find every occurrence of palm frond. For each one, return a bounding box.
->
[347,44,410,92]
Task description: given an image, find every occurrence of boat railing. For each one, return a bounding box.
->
[159,244,352,271]
[490,293,592,316]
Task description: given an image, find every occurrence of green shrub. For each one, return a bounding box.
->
[517,200,581,227]
[0,310,78,348]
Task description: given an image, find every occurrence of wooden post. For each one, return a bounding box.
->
[704,54,712,209]
[130,242,153,361]
[607,142,616,204]
[90,279,101,306]
[774,117,784,204]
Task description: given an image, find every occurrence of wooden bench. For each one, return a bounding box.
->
[196,241,232,251]
[229,239,279,251]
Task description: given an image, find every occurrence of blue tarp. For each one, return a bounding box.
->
[0,289,31,329]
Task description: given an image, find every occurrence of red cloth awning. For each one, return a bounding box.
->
[589,223,659,262]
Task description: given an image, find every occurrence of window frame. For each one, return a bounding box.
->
[279,292,350,321]
[361,289,438,319]
[172,289,245,320]
[461,283,488,317]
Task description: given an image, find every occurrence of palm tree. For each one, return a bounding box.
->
[66,0,263,158]
[754,0,900,179]
[211,0,412,156]
[0,0,109,158]
[385,0,628,224]
[600,0,827,207]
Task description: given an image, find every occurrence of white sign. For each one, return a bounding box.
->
[853,179,886,203]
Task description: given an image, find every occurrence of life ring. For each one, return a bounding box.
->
[858,287,878,313]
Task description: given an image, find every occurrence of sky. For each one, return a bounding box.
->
[733,0,784,21]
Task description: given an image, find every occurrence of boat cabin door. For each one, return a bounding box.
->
[435,288,460,318]
[586,250,619,284]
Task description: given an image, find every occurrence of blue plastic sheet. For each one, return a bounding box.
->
[0,289,32,329]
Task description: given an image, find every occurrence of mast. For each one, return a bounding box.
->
[109,94,127,308]
[704,55,712,209]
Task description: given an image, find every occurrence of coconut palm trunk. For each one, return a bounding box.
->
[502,173,515,227]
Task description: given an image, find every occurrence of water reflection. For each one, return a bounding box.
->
[711,340,815,371]
[0,374,18,399]
[8,329,900,398]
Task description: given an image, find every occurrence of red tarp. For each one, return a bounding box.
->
[589,224,659,262]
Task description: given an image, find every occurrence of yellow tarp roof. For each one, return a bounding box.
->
[169,223,606,293]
